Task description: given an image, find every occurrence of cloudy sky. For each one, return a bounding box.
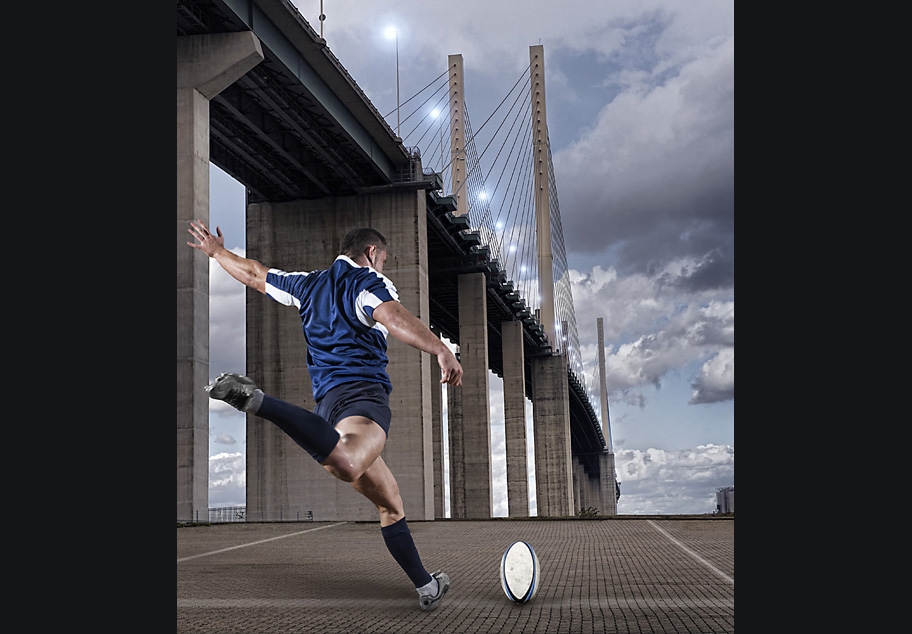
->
[203,0,734,516]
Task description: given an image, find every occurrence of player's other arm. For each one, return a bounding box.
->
[187,219,268,294]
[372,301,463,386]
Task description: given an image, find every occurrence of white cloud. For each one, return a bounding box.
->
[209,250,247,377]
[209,452,246,507]
[213,432,237,445]
[614,444,733,514]
[690,347,733,404]
[571,262,734,406]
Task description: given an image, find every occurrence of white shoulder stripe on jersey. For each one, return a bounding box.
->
[265,282,300,308]
[265,268,307,308]
[355,290,390,337]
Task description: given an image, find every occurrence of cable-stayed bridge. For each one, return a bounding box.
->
[177,0,617,523]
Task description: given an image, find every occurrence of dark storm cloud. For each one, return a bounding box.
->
[554,33,734,277]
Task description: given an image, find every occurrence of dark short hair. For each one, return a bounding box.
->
[339,228,388,258]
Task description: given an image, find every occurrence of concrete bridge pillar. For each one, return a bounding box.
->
[575,459,596,513]
[176,32,263,522]
[450,272,493,518]
[447,368,464,517]
[244,189,436,522]
[502,320,529,517]
[588,472,601,512]
[600,451,618,515]
[430,326,446,519]
[532,353,574,517]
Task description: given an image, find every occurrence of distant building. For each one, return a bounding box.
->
[716,486,734,514]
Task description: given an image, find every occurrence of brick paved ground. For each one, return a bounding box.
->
[177,517,734,633]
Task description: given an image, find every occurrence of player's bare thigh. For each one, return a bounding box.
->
[322,415,387,482]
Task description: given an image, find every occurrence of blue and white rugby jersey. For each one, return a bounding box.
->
[264,255,400,401]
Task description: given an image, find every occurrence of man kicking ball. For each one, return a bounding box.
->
[187,220,462,611]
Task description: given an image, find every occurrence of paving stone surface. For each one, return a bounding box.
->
[177,517,734,633]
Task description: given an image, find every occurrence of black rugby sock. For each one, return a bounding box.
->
[255,395,340,463]
[381,517,433,588]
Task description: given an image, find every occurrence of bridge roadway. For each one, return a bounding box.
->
[177,0,606,471]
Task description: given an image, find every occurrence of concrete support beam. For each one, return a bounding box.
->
[572,459,581,513]
[176,32,263,522]
[502,320,529,517]
[447,372,464,518]
[588,472,600,512]
[455,272,492,518]
[430,326,446,519]
[600,452,618,515]
[245,189,435,521]
[532,354,574,517]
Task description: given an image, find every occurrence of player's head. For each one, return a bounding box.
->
[340,228,388,271]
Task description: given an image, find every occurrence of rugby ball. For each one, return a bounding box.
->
[500,541,540,603]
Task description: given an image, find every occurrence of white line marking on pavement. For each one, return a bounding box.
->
[647,520,734,586]
[177,522,348,563]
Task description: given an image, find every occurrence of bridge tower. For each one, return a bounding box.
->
[446,53,494,519]
[598,317,619,515]
[529,45,575,517]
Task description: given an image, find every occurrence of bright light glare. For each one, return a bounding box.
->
[384,27,397,39]
[478,191,488,200]
[431,108,441,118]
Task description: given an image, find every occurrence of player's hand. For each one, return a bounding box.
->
[187,219,225,257]
[438,350,463,386]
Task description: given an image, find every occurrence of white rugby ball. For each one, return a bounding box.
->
[500,541,540,603]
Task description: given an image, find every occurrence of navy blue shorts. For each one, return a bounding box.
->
[314,381,392,437]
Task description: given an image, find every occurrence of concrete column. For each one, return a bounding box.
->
[447,372,465,518]
[572,460,581,513]
[600,451,618,515]
[457,272,492,518]
[532,353,573,517]
[245,189,435,521]
[430,326,446,519]
[588,472,600,512]
[502,320,528,517]
[176,32,263,522]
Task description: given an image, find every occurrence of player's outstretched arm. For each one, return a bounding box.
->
[372,301,463,386]
[187,219,268,294]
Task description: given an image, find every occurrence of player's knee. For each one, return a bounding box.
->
[326,460,363,483]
